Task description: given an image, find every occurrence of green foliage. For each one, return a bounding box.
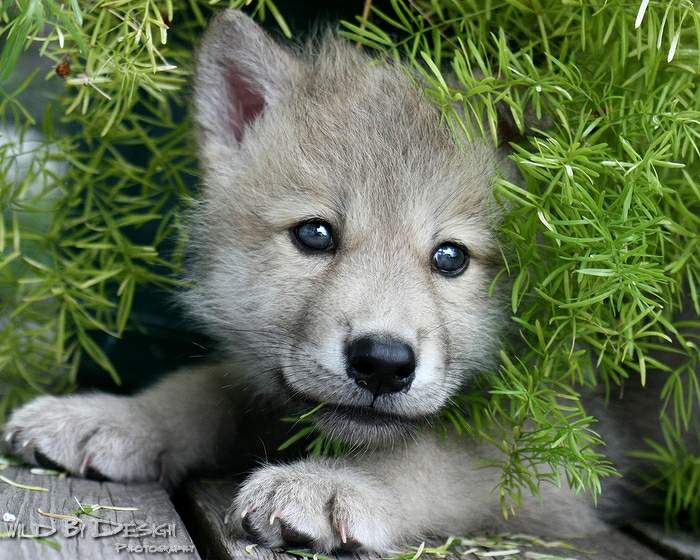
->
[631,417,700,526]
[342,0,700,520]
[0,0,289,416]
[2,0,700,525]
[278,403,349,456]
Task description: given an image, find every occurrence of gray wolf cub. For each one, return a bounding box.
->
[5,9,633,553]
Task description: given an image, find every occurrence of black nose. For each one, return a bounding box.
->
[346,336,416,396]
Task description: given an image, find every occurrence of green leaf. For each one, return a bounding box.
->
[76,328,120,386]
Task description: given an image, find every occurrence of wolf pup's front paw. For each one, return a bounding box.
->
[228,460,399,553]
[4,394,169,483]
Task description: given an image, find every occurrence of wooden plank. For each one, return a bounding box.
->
[627,522,700,560]
[177,477,307,560]
[179,476,670,560]
[564,530,670,560]
[0,466,199,560]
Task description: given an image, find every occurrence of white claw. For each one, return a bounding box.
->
[79,454,91,476]
[269,511,278,526]
[339,522,348,544]
[4,432,14,443]
[240,508,248,519]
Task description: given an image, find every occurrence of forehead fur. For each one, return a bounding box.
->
[198,34,503,259]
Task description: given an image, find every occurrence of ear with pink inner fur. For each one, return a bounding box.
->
[194,9,298,145]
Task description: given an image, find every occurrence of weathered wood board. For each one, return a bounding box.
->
[1,464,699,560]
[628,522,700,560]
[179,477,670,560]
[0,466,199,560]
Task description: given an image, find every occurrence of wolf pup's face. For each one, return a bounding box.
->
[187,10,508,446]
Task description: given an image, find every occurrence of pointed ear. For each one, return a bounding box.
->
[194,10,298,145]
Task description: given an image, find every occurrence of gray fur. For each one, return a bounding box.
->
[2,9,658,553]
[185,10,508,448]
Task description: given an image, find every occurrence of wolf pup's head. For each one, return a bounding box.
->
[187,10,509,446]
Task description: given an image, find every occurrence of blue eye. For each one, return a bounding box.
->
[292,220,334,253]
[432,242,469,276]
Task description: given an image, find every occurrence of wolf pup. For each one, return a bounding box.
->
[4,10,612,553]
